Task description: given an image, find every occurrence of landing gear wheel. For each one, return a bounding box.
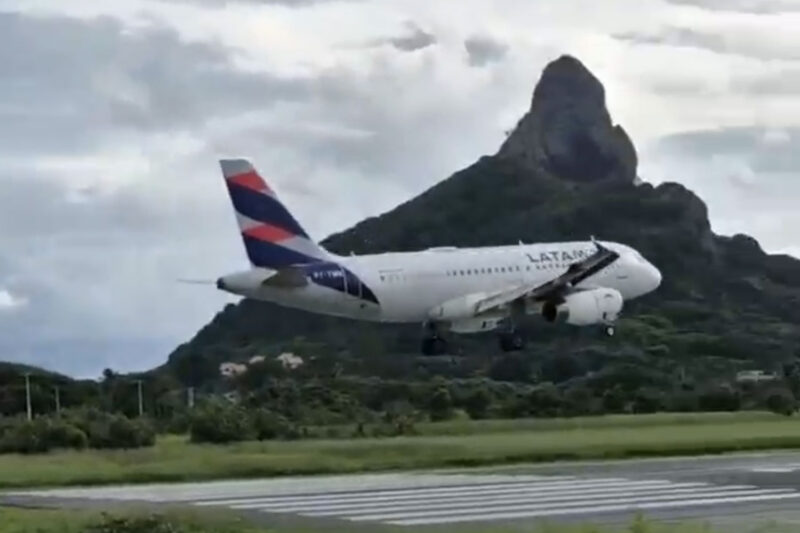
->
[498,330,525,352]
[421,336,448,356]
[604,325,616,337]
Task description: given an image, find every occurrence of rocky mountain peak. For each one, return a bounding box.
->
[498,55,637,184]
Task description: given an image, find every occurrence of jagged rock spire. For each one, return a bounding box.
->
[498,55,637,183]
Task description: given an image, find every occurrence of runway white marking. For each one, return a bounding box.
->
[8,472,800,526]
[187,475,800,526]
[747,463,800,473]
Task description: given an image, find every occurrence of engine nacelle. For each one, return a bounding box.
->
[428,293,486,320]
[542,288,623,326]
[450,317,503,334]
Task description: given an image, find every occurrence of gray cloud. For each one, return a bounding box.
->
[614,26,800,61]
[360,23,436,52]
[665,0,800,13]
[0,12,292,375]
[0,12,312,159]
[389,24,436,52]
[615,27,723,53]
[0,9,510,376]
[464,36,508,67]
[732,69,800,95]
[653,127,800,175]
[160,0,356,6]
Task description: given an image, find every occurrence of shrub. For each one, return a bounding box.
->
[428,386,454,421]
[631,388,664,414]
[0,420,48,454]
[39,418,88,450]
[252,409,292,440]
[63,409,154,450]
[527,383,562,417]
[464,388,492,419]
[189,400,255,444]
[698,384,741,412]
[0,417,87,454]
[766,389,796,416]
[107,416,156,449]
[86,514,183,533]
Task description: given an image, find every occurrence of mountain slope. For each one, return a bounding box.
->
[163,55,800,388]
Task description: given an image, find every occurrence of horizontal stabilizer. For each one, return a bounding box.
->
[261,267,309,288]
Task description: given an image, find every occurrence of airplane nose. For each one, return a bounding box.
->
[648,263,662,291]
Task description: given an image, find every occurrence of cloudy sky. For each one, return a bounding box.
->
[1,0,799,377]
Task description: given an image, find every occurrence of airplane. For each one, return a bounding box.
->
[214,158,662,355]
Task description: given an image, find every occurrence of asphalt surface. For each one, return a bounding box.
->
[6,452,800,530]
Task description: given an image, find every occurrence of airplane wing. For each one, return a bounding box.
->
[473,241,619,316]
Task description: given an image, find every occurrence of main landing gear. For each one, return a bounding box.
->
[420,322,449,356]
[498,329,525,352]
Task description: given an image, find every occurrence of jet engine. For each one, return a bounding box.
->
[541,288,623,326]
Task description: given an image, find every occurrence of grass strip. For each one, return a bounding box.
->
[1,413,799,489]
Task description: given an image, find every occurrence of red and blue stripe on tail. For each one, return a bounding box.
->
[220,159,329,269]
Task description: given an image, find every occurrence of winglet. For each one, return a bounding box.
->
[590,235,608,253]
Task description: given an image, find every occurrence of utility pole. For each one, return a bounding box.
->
[187,387,195,409]
[24,373,32,421]
[54,386,61,415]
[136,380,144,417]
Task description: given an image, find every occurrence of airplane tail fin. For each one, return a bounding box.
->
[219,158,329,269]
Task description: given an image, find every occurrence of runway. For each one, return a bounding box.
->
[6,452,800,529]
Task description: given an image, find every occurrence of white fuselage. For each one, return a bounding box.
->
[219,240,662,325]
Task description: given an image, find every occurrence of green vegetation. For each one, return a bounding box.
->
[0,508,796,533]
[0,508,280,533]
[1,412,800,489]
[0,409,154,454]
